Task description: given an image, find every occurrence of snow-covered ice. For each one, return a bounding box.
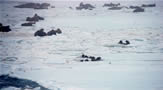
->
[0,0,163,90]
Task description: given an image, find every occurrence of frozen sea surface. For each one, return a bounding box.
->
[0,0,163,90]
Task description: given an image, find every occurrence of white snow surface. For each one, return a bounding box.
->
[0,1,163,90]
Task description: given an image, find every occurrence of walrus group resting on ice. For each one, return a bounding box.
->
[34,28,62,37]
[0,1,146,64]
[75,2,156,12]
[14,2,156,13]
[21,14,44,26]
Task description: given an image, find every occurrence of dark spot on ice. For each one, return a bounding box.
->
[26,14,44,22]
[21,22,34,26]
[129,6,141,9]
[22,14,44,26]
[0,74,50,90]
[47,30,56,36]
[80,60,84,62]
[79,54,103,62]
[0,23,12,32]
[14,3,51,9]
[81,54,88,58]
[76,2,95,10]
[85,59,89,62]
[96,57,101,61]
[118,40,130,45]
[1,57,18,62]
[35,28,62,37]
[133,7,144,13]
[55,28,62,34]
[142,4,156,7]
[34,29,47,37]
[17,40,24,44]
[103,3,120,7]
[108,7,123,10]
